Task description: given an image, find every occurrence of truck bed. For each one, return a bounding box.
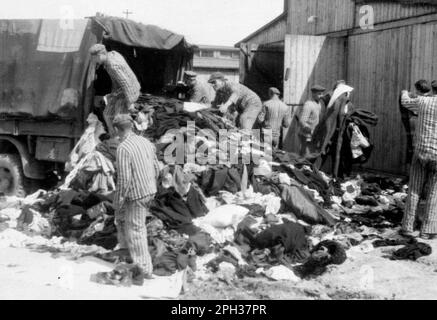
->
[0,118,82,138]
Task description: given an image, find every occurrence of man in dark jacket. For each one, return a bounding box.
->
[209,72,263,129]
[298,85,326,157]
[260,87,292,149]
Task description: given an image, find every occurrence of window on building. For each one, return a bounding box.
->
[200,50,214,58]
[232,52,239,59]
[194,50,200,57]
[219,51,233,59]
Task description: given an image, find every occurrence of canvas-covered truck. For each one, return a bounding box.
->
[0,16,194,196]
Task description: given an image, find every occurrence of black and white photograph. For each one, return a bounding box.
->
[1,0,437,303]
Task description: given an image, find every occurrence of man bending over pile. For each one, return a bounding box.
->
[89,44,141,135]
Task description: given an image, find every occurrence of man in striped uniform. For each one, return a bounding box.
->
[399,80,432,170]
[113,114,161,277]
[89,44,141,135]
[401,87,437,240]
[259,87,292,149]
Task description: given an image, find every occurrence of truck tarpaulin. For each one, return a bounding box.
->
[91,16,194,92]
[91,16,194,52]
[0,19,96,119]
[0,17,194,120]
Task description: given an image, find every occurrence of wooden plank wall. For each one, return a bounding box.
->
[287,0,437,36]
[347,27,411,174]
[287,0,319,35]
[287,0,355,34]
[354,2,437,27]
[284,35,324,104]
[283,0,437,174]
[347,22,437,174]
[244,16,287,45]
[315,0,356,34]
[284,34,346,105]
[410,23,437,87]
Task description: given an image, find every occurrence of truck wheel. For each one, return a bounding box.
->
[0,154,25,198]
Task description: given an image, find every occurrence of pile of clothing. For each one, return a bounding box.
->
[62,114,117,194]
[335,110,378,177]
[373,237,432,261]
[41,189,117,249]
[7,93,428,288]
[150,164,209,235]
[336,174,408,227]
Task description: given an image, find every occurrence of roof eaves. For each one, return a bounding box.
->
[234,11,287,48]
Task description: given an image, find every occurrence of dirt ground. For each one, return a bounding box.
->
[1,232,436,300]
[182,240,437,300]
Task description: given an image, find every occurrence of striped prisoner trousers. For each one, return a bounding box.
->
[402,156,437,234]
[116,196,154,274]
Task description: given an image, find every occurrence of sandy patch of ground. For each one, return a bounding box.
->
[1,239,436,300]
[0,246,184,300]
[182,240,437,300]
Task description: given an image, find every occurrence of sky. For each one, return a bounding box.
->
[0,0,284,46]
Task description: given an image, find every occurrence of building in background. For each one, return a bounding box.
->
[236,0,437,175]
[235,12,287,101]
[193,45,240,83]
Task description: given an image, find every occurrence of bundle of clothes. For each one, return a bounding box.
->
[62,113,117,194]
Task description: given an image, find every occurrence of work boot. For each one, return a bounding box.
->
[399,229,419,238]
[99,250,132,264]
[131,265,145,286]
[144,273,155,280]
